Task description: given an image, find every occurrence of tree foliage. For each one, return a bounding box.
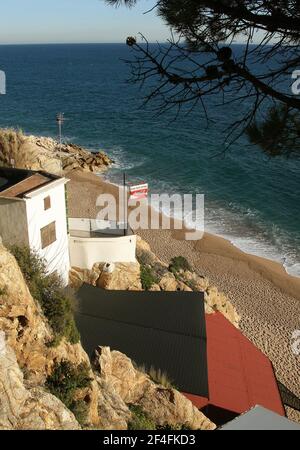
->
[107,0,300,157]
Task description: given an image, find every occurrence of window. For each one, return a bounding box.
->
[41,222,56,249]
[44,196,51,210]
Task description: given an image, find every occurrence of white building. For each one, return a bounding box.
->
[0,168,70,285]
[68,218,137,269]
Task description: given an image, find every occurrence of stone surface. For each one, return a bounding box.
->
[204,287,240,328]
[96,262,142,291]
[0,243,99,426]
[93,346,216,431]
[70,262,143,291]
[0,129,112,175]
[96,378,131,430]
[0,337,80,430]
[0,243,215,430]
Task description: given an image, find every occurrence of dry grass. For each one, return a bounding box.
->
[0,128,25,167]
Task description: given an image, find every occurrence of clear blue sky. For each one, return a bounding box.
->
[0,0,168,44]
[0,0,265,45]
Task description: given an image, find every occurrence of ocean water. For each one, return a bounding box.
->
[0,44,299,276]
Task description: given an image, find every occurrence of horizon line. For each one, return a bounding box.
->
[0,41,256,47]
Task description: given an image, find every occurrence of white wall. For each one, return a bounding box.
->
[68,217,126,235]
[25,183,70,285]
[69,234,137,269]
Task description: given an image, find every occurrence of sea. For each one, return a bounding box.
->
[0,43,299,277]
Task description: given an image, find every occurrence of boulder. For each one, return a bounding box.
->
[205,287,240,328]
[149,283,161,292]
[0,129,112,176]
[96,262,142,291]
[96,378,131,430]
[93,346,216,431]
[0,337,80,430]
[159,273,179,291]
[181,270,210,291]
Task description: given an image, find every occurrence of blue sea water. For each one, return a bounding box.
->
[0,43,299,276]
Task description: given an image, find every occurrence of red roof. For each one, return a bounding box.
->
[184,313,284,417]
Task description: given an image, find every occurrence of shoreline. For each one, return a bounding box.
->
[71,169,300,300]
[66,169,300,411]
[102,171,300,280]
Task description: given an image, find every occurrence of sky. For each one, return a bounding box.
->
[0,0,168,45]
[0,0,266,45]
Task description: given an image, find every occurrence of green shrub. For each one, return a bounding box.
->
[169,256,191,274]
[140,265,159,291]
[10,246,80,346]
[46,360,92,426]
[128,405,156,430]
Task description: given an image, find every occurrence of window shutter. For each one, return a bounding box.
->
[41,222,56,249]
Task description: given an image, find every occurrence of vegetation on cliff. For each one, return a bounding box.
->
[140,265,159,291]
[10,246,80,346]
[128,405,156,430]
[169,256,192,274]
[0,242,215,430]
[46,360,92,426]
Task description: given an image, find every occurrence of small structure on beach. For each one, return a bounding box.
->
[0,167,70,284]
[75,284,284,426]
[68,218,137,268]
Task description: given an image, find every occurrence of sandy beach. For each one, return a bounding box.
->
[67,170,300,421]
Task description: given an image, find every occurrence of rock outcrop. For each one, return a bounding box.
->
[0,334,80,430]
[70,262,142,291]
[0,242,214,430]
[0,129,112,175]
[93,347,216,431]
[0,242,100,424]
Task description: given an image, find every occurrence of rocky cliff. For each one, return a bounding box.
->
[0,128,112,175]
[0,242,215,430]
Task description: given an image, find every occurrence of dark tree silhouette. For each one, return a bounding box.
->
[106,0,300,157]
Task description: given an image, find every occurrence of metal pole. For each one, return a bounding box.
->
[124,172,127,236]
[56,113,64,177]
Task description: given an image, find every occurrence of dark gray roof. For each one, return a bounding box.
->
[75,284,208,398]
[0,167,60,197]
[220,406,300,430]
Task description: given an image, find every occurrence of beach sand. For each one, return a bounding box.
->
[67,170,300,418]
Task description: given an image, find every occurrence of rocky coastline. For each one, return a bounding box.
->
[0,128,112,175]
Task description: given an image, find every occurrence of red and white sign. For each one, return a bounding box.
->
[129,183,149,200]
